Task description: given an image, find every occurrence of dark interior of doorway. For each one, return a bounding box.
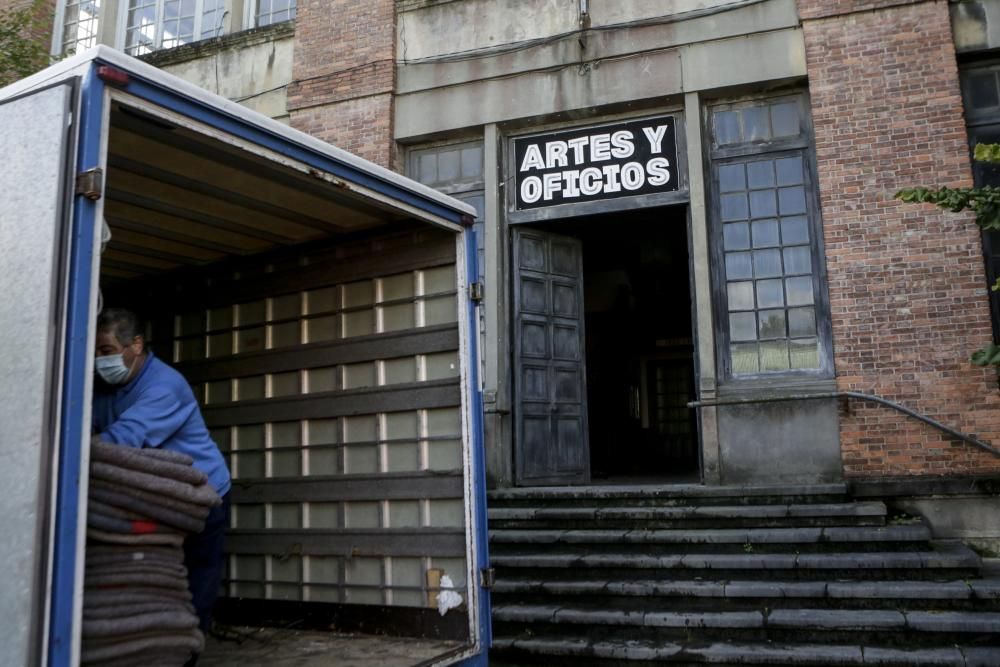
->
[539,205,699,482]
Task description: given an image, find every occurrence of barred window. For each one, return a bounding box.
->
[61,0,101,55]
[123,0,226,55]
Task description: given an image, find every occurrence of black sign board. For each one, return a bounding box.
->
[512,116,679,211]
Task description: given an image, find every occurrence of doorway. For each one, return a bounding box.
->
[512,206,698,485]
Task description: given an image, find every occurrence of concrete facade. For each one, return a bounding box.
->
[16,0,1000,488]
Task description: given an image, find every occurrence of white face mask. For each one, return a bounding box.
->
[95,353,131,385]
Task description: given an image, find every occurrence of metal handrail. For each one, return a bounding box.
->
[687,391,1000,458]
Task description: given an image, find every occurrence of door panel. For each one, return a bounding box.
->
[0,82,77,667]
[513,228,590,485]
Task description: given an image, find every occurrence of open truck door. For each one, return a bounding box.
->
[0,48,489,667]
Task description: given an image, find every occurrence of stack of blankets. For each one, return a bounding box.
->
[83,441,222,666]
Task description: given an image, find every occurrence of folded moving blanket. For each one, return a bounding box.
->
[85,544,184,565]
[82,589,194,607]
[86,527,185,547]
[87,509,181,536]
[83,600,195,620]
[86,563,189,583]
[89,461,221,507]
[88,484,208,532]
[91,441,208,486]
[81,629,204,664]
[82,610,198,638]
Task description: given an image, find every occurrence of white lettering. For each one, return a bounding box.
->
[602,164,622,193]
[642,125,668,154]
[579,167,603,196]
[647,157,671,186]
[563,170,582,198]
[610,130,635,159]
[620,162,645,190]
[546,140,569,169]
[520,144,545,172]
[521,175,543,203]
[567,136,589,164]
[542,172,563,200]
[590,133,612,161]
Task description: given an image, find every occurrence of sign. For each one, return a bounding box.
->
[512,116,679,211]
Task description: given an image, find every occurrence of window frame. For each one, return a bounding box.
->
[52,0,102,56]
[705,93,834,384]
[116,0,227,55]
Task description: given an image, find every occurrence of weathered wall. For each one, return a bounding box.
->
[799,0,1000,477]
[288,0,396,167]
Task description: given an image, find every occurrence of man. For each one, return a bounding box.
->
[91,307,231,639]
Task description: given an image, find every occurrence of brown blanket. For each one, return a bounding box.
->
[90,441,207,486]
[89,461,220,507]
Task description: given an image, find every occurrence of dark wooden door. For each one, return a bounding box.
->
[513,228,590,485]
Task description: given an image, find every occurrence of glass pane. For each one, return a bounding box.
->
[751,219,780,248]
[788,307,817,337]
[790,338,820,369]
[756,279,784,309]
[714,110,741,145]
[460,145,484,179]
[723,223,750,251]
[752,249,782,278]
[776,157,804,186]
[785,276,815,306]
[778,186,807,215]
[730,312,757,342]
[760,341,790,371]
[725,252,753,280]
[780,216,809,244]
[758,309,786,339]
[771,102,800,138]
[731,343,759,374]
[749,190,777,218]
[968,72,1000,110]
[721,193,749,221]
[727,281,755,311]
[718,164,746,193]
[747,160,775,189]
[417,153,437,184]
[783,246,812,275]
[437,150,460,182]
[743,106,771,142]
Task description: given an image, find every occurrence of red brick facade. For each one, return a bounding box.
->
[287,0,396,168]
[799,0,1000,476]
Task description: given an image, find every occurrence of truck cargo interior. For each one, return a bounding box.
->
[91,97,478,665]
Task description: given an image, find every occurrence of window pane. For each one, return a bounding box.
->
[752,249,782,278]
[788,307,816,337]
[437,150,460,182]
[461,146,484,179]
[417,153,437,184]
[751,219,780,248]
[771,102,800,138]
[776,157,804,186]
[719,164,746,193]
[783,246,812,275]
[714,110,741,145]
[727,281,755,311]
[721,193,749,221]
[747,160,775,189]
[743,106,771,143]
[749,190,777,218]
[725,252,753,280]
[778,186,807,215]
[731,343,759,374]
[756,279,784,309]
[785,276,815,306]
[790,338,820,369]
[968,72,1000,110]
[723,223,750,251]
[760,341,790,371]
[780,216,809,244]
[730,312,757,342]
[758,310,786,339]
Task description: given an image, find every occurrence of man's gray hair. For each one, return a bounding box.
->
[96,308,144,346]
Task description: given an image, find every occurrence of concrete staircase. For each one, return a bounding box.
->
[487,483,1000,666]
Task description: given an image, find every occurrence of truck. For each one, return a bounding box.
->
[0,46,490,667]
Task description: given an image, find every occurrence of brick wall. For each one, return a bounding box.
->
[799,0,1000,476]
[287,0,397,169]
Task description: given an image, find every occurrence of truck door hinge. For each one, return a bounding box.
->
[76,168,104,201]
[479,567,495,590]
[469,281,484,303]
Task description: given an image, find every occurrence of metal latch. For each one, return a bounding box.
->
[469,281,484,303]
[480,567,495,590]
[76,168,103,201]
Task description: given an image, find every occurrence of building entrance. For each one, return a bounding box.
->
[511,206,698,486]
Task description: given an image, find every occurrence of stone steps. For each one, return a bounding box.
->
[487,483,850,508]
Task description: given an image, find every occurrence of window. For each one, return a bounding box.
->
[123,0,226,55]
[709,96,831,378]
[255,0,295,27]
[961,63,1000,342]
[61,0,101,55]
